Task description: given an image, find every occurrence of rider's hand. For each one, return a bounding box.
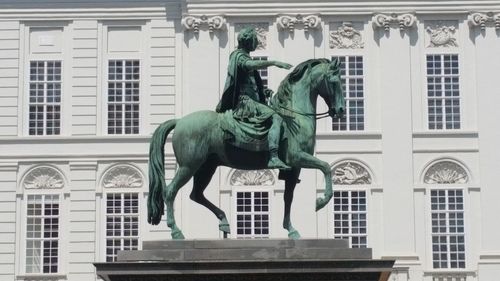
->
[275,61,293,70]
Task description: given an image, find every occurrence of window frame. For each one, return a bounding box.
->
[103,192,141,262]
[331,55,366,131]
[426,186,468,271]
[17,165,68,279]
[20,22,70,137]
[232,188,272,239]
[27,60,63,136]
[425,53,462,130]
[98,22,147,136]
[329,186,369,248]
[106,59,141,135]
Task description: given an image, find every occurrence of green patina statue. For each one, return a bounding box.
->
[216,27,292,170]
[148,27,345,240]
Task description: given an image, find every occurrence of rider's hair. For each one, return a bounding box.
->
[237,27,258,50]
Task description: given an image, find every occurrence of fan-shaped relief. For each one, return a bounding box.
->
[235,23,268,50]
[424,160,468,184]
[102,165,144,188]
[230,169,275,186]
[332,161,372,185]
[23,166,65,189]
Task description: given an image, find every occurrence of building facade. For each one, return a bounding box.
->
[0,0,499,280]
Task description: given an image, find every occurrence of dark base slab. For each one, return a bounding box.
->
[95,239,394,281]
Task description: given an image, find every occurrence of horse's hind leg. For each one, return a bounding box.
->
[164,166,194,239]
[190,161,230,236]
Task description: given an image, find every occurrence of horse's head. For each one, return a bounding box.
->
[316,59,345,119]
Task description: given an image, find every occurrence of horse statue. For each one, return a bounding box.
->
[148,58,345,239]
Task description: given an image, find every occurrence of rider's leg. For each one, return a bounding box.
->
[268,114,291,170]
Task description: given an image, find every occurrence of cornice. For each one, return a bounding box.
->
[184,1,500,16]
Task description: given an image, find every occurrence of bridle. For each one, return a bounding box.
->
[276,63,336,120]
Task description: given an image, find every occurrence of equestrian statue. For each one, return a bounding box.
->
[148,27,345,239]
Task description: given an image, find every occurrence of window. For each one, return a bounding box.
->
[28,61,62,135]
[333,190,367,248]
[107,60,140,135]
[252,56,268,89]
[236,191,270,238]
[332,56,364,131]
[25,194,59,273]
[105,193,139,262]
[426,54,460,130]
[430,189,466,269]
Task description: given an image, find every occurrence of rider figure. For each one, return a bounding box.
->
[216,27,292,170]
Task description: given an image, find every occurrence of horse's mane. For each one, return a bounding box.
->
[273,58,330,107]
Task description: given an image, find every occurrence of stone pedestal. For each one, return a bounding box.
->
[95,239,394,281]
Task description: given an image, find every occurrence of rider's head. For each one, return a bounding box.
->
[237,27,258,52]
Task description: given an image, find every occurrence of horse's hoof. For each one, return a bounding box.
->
[288,230,301,240]
[219,223,231,234]
[171,230,185,240]
[316,198,326,211]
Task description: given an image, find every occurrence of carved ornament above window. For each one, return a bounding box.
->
[329,22,364,49]
[230,170,275,186]
[102,165,144,188]
[23,166,65,189]
[426,23,458,48]
[424,161,468,184]
[332,162,371,185]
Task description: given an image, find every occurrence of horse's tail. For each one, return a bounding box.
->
[148,119,177,225]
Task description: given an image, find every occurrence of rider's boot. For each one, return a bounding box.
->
[267,114,291,170]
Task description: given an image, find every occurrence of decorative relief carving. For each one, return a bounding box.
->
[468,12,500,30]
[182,15,226,33]
[424,161,468,184]
[372,13,416,31]
[277,14,321,32]
[426,23,458,47]
[236,23,268,50]
[23,166,65,189]
[102,165,144,188]
[329,22,364,49]
[230,170,275,186]
[332,162,371,185]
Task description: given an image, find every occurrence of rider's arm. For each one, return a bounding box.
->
[242,59,292,71]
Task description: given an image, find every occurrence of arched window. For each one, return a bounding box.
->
[21,165,66,275]
[423,160,469,269]
[100,164,143,262]
[331,161,372,248]
[230,169,275,239]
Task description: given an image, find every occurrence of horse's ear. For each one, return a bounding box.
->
[330,58,341,69]
[330,58,341,75]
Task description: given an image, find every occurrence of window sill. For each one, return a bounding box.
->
[413,130,478,138]
[17,274,67,280]
[317,131,382,140]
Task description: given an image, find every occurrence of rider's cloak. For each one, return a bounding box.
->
[216,49,266,113]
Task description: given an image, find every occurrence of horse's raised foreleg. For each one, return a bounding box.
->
[282,168,301,239]
[164,166,194,239]
[189,161,230,236]
[292,152,333,211]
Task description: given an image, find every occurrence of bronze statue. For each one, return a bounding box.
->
[148,28,345,239]
[216,27,292,169]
